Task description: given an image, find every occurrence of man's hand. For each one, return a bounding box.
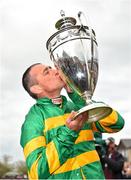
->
[66,111,88,131]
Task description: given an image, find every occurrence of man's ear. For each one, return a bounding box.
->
[30,85,43,95]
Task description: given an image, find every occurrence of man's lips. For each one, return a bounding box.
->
[58,74,66,84]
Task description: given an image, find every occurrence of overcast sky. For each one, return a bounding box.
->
[0,0,131,162]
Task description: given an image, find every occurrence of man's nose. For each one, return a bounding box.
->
[54,68,59,76]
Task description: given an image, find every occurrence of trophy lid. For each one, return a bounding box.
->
[46,10,97,51]
[55,10,77,30]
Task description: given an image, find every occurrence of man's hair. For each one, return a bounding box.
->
[107,137,115,143]
[22,63,41,99]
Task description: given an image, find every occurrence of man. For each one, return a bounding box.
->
[101,137,125,179]
[123,161,131,179]
[20,63,125,179]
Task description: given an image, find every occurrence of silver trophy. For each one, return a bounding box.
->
[46,11,112,123]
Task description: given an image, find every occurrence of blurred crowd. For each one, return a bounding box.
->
[94,133,131,179]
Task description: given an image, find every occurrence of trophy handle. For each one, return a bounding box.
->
[78,11,96,96]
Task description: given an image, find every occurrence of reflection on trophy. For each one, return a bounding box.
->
[46,10,112,123]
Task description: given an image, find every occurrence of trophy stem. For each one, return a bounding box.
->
[81,91,92,103]
[74,91,112,123]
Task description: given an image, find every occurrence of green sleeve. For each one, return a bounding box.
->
[92,110,125,133]
[54,126,79,164]
[67,91,86,109]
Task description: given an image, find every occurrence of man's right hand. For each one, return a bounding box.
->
[66,111,88,131]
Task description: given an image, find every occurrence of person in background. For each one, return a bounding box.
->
[94,132,107,169]
[122,161,131,179]
[20,63,125,179]
[101,137,125,179]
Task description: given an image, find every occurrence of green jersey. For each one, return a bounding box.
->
[20,92,124,179]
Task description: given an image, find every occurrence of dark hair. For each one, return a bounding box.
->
[107,137,115,143]
[22,63,41,99]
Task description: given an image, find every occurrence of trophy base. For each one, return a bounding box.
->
[74,101,112,123]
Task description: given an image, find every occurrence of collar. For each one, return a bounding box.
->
[51,96,62,105]
[37,95,67,106]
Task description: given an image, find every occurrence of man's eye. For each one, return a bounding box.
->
[43,66,51,75]
[45,71,49,74]
[43,70,49,75]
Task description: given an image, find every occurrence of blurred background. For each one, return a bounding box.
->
[0,0,131,177]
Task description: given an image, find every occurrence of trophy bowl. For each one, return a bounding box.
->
[46,11,112,123]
